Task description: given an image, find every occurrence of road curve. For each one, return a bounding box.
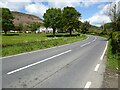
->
[2,35,108,88]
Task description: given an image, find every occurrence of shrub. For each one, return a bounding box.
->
[111,31,120,55]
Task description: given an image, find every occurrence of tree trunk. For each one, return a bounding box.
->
[4,30,7,35]
[53,28,56,37]
[70,29,72,36]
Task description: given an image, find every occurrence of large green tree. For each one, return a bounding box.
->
[28,22,41,31]
[2,8,14,34]
[62,6,81,36]
[43,8,62,36]
[81,21,90,34]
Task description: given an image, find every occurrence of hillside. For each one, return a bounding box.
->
[12,11,43,26]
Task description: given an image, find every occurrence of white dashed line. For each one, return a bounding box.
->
[7,50,71,75]
[84,81,91,88]
[81,37,97,47]
[80,42,91,47]
[94,64,100,71]
[92,37,97,42]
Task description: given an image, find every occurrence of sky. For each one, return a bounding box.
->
[0,0,119,27]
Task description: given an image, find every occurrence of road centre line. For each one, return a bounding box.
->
[94,64,100,71]
[84,81,91,88]
[92,37,97,42]
[100,41,108,60]
[80,42,91,47]
[80,37,97,47]
[7,50,71,75]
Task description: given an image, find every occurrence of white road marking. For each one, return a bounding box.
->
[80,37,97,47]
[80,42,91,47]
[94,64,100,71]
[92,37,97,42]
[7,50,71,75]
[85,36,89,41]
[84,81,91,88]
[100,41,108,60]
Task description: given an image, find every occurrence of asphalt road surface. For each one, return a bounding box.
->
[2,35,108,88]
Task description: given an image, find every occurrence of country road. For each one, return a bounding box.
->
[2,35,108,88]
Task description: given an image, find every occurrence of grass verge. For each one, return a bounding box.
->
[102,39,119,88]
[107,39,119,71]
[2,34,87,57]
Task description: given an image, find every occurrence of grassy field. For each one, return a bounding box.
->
[2,33,87,57]
[107,40,119,70]
[2,33,48,46]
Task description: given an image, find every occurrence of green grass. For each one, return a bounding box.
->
[2,33,87,57]
[2,33,48,46]
[107,40,119,70]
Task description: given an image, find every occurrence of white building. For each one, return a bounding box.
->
[37,26,53,33]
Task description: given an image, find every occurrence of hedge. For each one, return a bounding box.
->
[111,31,120,55]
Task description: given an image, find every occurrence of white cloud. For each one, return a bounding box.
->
[86,14,110,27]
[47,0,81,8]
[0,1,31,11]
[46,0,106,8]
[25,3,48,18]
[85,1,119,27]
[0,0,32,2]
[98,4,106,9]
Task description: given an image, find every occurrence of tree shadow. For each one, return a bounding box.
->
[47,34,80,37]
[2,33,20,36]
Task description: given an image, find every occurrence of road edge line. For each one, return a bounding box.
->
[100,41,108,60]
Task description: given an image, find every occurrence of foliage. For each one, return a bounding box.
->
[43,8,62,36]
[1,8,15,34]
[0,9,2,30]
[15,23,23,32]
[81,21,90,34]
[103,23,112,29]
[111,31,120,55]
[62,6,81,36]
[27,22,41,31]
[107,39,119,70]
[107,1,120,31]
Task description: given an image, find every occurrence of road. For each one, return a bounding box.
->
[2,35,108,88]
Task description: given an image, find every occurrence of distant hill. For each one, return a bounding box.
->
[12,11,43,26]
[103,22,112,29]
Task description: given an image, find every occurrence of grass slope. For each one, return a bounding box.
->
[2,33,87,57]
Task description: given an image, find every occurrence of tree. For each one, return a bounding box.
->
[74,20,82,33]
[28,22,41,31]
[0,9,2,32]
[107,1,120,31]
[62,6,81,36]
[15,23,23,32]
[1,8,15,34]
[43,8,62,36]
[81,21,90,34]
[107,1,120,55]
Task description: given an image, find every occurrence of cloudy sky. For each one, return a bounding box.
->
[0,0,119,27]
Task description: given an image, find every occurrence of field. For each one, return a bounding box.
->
[2,33,87,57]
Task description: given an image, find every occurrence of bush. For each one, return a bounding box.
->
[111,31,120,55]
